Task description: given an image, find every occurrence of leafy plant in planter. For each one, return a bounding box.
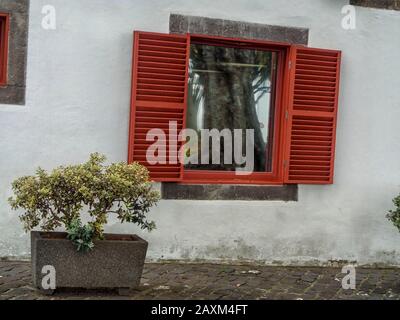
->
[8,153,160,293]
[9,153,159,251]
[387,194,400,232]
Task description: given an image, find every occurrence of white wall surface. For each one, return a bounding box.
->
[1,0,400,265]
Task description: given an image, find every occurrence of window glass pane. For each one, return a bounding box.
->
[186,43,278,172]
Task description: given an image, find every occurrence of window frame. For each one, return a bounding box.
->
[182,33,292,185]
[128,30,341,186]
[0,13,9,87]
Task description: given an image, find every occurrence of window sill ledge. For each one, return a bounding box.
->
[350,0,400,11]
[161,183,298,201]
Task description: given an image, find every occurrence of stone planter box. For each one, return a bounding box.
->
[31,231,148,294]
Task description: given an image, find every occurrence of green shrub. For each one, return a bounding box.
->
[67,218,95,252]
[387,194,400,232]
[8,153,160,251]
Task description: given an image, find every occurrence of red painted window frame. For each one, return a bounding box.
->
[128,31,341,185]
[0,13,9,86]
[182,34,292,185]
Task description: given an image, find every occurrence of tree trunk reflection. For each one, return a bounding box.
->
[186,44,276,172]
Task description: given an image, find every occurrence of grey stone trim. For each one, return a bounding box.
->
[350,0,400,10]
[162,183,298,201]
[167,14,305,201]
[170,14,308,45]
[0,0,29,105]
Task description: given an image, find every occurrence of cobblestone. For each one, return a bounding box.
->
[0,261,399,300]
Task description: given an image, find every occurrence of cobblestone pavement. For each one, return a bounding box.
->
[0,261,399,300]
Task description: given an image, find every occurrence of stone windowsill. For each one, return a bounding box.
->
[161,183,298,201]
[350,0,400,11]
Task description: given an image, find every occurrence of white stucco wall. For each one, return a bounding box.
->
[1,0,400,265]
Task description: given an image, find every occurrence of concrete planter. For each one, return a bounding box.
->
[31,231,148,294]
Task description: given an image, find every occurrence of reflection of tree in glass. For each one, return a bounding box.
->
[187,44,275,172]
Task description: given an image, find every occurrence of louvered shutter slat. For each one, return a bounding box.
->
[285,47,341,184]
[128,31,189,181]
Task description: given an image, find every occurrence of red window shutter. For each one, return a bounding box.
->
[284,46,341,184]
[128,31,190,181]
[0,14,9,86]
